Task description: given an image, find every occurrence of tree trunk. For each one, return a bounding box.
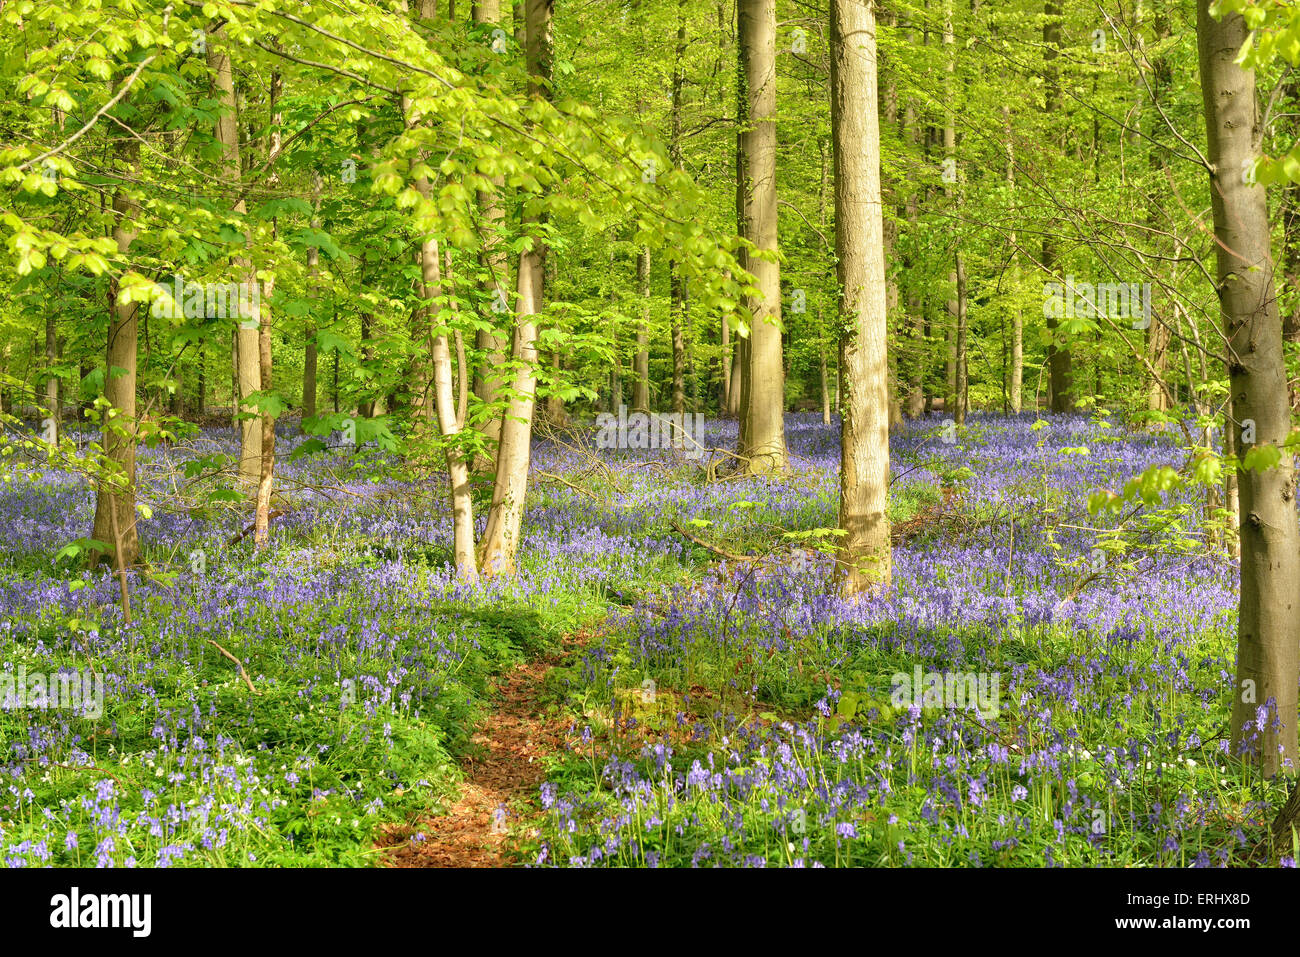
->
[472,0,509,464]
[902,91,925,417]
[832,0,891,595]
[207,27,262,485]
[1042,0,1073,413]
[737,0,786,472]
[44,315,59,441]
[1004,105,1023,413]
[303,175,321,423]
[819,339,831,426]
[406,0,477,579]
[90,131,141,568]
[1145,7,1172,419]
[254,69,283,546]
[955,252,968,424]
[720,305,731,413]
[1198,0,1300,776]
[479,0,552,578]
[669,0,688,417]
[633,245,651,411]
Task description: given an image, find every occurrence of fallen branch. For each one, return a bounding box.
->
[668,521,759,562]
[207,639,261,695]
[227,508,287,546]
[21,759,127,790]
[534,469,607,505]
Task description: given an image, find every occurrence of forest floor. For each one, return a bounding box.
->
[377,638,578,867]
[2,412,1297,867]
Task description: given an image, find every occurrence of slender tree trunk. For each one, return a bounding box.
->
[737,0,786,472]
[1004,105,1023,413]
[208,27,262,485]
[406,0,477,579]
[303,175,322,423]
[472,0,509,464]
[253,290,276,547]
[720,304,731,413]
[254,69,283,547]
[197,343,206,417]
[44,315,59,440]
[902,90,925,417]
[668,0,688,417]
[1042,0,1073,412]
[955,253,968,424]
[943,0,962,420]
[819,338,831,426]
[479,0,552,578]
[633,246,651,411]
[609,244,623,412]
[90,129,141,567]
[1199,0,1300,776]
[1145,8,1172,419]
[730,18,748,428]
[832,0,891,595]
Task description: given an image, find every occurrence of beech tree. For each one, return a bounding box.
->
[1198,0,1300,775]
[831,0,891,594]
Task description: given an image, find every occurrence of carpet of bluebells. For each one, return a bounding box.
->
[2,411,1295,867]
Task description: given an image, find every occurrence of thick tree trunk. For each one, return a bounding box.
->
[832,0,891,595]
[1198,0,1300,776]
[737,0,786,472]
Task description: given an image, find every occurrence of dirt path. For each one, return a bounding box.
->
[377,642,573,868]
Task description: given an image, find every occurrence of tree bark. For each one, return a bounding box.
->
[479,0,552,578]
[1042,0,1073,413]
[633,245,651,411]
[832,0,892,595]
[1198,0,1300,776]
[303,174,322,423]
[254,69,283,547]
[472,0,510,464]
[90,130,141,567]
[208,27,262,486]
[737,0,787,472]
[408,0,477,579]
[669,0,688,417]
[1004,105,1023,413]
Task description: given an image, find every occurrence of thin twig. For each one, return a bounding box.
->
[207,640,260,695]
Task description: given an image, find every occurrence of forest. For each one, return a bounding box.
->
[1,0,1300,882]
